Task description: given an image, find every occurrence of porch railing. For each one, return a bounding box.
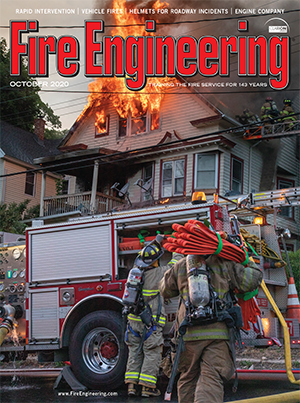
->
[43,191,124,216]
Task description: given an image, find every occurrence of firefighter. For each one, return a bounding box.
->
[260,97,279,121]
[280,99,296,129]
[236,109,259,125]
[159,254,263,403]
[123,236,182,397]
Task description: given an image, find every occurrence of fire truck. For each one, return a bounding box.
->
[0,187,299,390]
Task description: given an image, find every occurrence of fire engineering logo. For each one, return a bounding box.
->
[9,18,289,90]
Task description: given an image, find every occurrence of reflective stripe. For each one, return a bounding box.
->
[128,314,142,322]
[125,372,139,380]
[158,316,166,325]
[139,373,157,384]
[143,289,159,297]
[128,313,166,326]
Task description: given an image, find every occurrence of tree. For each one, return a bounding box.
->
[0,38,62,133]
[282,250,300,295]
[0,200,39,235]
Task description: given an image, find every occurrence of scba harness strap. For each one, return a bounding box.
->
[125,323,157,342]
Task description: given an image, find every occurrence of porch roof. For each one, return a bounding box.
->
[34,134,236,175]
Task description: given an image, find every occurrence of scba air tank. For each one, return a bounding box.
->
[186,255,210,307]
[122,267,143,306]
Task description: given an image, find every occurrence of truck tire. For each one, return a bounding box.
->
[69,310,127,390]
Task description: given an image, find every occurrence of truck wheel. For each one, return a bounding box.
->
[69,310,127,390]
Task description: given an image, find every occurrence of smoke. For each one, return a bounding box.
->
[91,0,299,117]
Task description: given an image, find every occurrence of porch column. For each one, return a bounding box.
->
[90,160,99,214]
[39,171,46,217]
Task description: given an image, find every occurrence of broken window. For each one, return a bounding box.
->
[118,110,159,137]
[131,113,147,135]
[95,115,110,136]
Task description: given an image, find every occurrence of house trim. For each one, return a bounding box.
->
[193,151,220,194]
[159,155,187,199]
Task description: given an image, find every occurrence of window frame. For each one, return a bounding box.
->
[194,152,219,191]
[118,110,160,138]
[95,114,110,137]
[25,171,36,196]
[230,155,244,194]
[160,157,186,198]
[142,163,155,201]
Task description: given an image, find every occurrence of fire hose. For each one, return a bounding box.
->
[164,220,249,265]
[231,391,300,403]
[164,220,300,387]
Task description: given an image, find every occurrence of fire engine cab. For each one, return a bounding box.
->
[0,187,299,390]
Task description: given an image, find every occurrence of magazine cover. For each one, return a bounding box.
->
[0,0,300,402]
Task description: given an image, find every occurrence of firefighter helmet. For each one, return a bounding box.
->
[265,97,273,102]
[284,99,291,105]
[134,241,164,268]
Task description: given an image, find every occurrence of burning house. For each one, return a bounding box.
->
[34,0,299,248]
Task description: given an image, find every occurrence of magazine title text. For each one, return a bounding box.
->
[10,20,289,90]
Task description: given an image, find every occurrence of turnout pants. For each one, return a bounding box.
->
[177,339,235,403]
[125,320,164,388]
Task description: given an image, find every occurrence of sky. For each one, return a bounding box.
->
[0,0,299,130]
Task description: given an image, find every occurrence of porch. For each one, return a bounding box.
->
[42,191,124,217]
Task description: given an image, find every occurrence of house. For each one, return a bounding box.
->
[33,80,300,250]
[0,119,61,213]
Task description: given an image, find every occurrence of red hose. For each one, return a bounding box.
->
[164,220,247,264]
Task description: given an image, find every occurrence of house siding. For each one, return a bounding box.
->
[278,137,298,175]
[59,89,299,248]
[65,90,217,153]
[2,160,57,209]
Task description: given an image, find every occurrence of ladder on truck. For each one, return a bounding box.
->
[242,119,300,141]
[218,187,300,217]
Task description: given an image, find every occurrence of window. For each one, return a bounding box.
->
[25,171,35,196]
[95,114,109,136]
[142,163,154,201]
[118,109,159,137]
[278,178,294,218]
[162,159,185,197]
[231,156,243,193]
[195,153,218,190]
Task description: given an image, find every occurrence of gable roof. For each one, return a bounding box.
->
[0,120,61,165]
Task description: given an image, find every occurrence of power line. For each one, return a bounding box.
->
[1,114,299,179]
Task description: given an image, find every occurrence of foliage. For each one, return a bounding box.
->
[0,200,40,235]
[24,204,40,220]
[0,38,61,132]
[282,249,300,295]
[55,178,64,195]
[44,128,68,140]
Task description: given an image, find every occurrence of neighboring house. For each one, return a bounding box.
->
[33,82,300,249]
[0,119,62,213]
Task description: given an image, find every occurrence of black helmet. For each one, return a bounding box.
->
[266,97,273,102]
[284,99,291,105]
[134,240,164,268]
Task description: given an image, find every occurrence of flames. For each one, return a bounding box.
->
[83,0,176,134]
